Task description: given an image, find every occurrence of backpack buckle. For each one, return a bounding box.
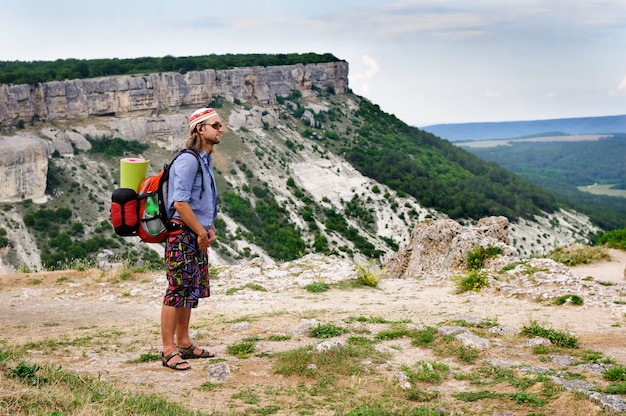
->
[167,219,187,234]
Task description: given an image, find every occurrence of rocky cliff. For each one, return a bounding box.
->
[0,61,348,202]
[0,62,349,126]
[0,134,48,202]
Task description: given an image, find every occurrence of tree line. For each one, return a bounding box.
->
[0,53,341,85]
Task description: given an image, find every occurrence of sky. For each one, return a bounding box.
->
[1,0,625,126]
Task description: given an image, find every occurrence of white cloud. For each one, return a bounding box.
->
[485,89,502,99]
[351,55,380,94]
[608,74,626,97]
[541,92,557,100]
[619,75,626,92]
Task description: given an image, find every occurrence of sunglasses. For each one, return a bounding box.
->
[200,122,222,130]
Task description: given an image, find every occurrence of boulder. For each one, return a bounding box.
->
[383,216,518,279]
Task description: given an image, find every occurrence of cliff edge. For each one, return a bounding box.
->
[0,61,349,126]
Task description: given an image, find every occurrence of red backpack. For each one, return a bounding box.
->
[110,150,203,243]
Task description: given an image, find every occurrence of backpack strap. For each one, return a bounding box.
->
[159,149,205,232]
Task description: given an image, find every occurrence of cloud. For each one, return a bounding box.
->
[608,74,626,97]
[541,92,557,100]
[351,55,380,94]
[485,89,502,99]
[619,75,626,92]
[226,1,626,44]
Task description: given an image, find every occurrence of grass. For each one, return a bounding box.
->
[521,321,579,348]
[604,381,626,395]
[554,294,584,306]
[1,265,619,416]
[125,352,161,364]
[401,360,450,384]
[309,323,346,338]
[548,245,610,266]
[226,282,268,295]
[346,315,391,324]
[273,336,384,379]
[1,354,203,415]
[267,334,291,342]
[375,326,411,341]
[1,310,615,416]
[303,282,330,292]
[410,326,437,347]
[604,365,626,382]
[454,390,504,402]
[227,341,256,358]
[582,349,615,365]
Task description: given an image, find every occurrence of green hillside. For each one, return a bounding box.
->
[319,100,559,220]
[463,136,626,230]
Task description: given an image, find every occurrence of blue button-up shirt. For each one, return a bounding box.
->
[167,150,217,229]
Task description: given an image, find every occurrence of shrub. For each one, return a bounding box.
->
[454,270,489,293]
[86,135,149,158]
[466,245,503,271]
[596,227,626,250]
[355,260,383,287]
[0,227,9,248]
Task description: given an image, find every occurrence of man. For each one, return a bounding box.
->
[160,107,222,370]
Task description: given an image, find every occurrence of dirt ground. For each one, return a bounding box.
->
[1,250,625,415]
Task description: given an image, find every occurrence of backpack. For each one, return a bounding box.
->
[110,149,204,243]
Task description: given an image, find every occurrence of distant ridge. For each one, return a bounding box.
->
[421,114,626,142]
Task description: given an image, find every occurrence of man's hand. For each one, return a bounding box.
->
[207,224,216,245]
[197,232,211,251]
[198,224,216,251]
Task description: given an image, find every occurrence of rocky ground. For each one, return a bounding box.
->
[1,250,626,415]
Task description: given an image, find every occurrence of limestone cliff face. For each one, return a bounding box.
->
[0,62,349,126]
[0,134,48,201]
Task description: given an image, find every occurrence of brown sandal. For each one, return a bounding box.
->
[176,343,215,359]
[161,351,191,370]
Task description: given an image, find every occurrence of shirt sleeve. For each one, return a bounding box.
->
[170,153,199,203]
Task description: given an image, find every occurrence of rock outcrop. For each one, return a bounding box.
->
[384,216,519,279]
[0,134,48,201]
[0,62,349,126]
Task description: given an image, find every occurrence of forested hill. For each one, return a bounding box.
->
[322,100,559,221]
[422,114,626,142]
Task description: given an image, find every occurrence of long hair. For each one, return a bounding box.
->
[186,128,203,153]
